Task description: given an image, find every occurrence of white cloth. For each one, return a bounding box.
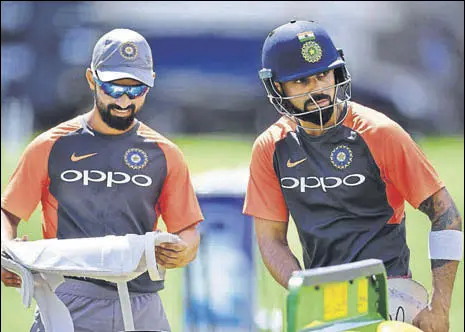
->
[1,231,181,332]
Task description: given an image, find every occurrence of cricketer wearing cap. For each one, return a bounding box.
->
[1,29,203,332]
[243,20,462,332]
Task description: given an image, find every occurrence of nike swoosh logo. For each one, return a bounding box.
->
[287,158,307,168]
[71,152,98,162]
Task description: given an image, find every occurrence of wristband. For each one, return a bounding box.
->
[428,230,463,261]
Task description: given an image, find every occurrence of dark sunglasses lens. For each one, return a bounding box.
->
[100,83,124,98]
[127,86,149,98]
[100,82,148,99]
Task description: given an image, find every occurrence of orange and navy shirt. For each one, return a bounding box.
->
[243,102,444,276]
[1,114,203,292]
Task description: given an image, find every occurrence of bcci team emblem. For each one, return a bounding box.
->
[124,148,148,170]
[120,42,138,60]
[301,41,323,63]
[330,145,353,169]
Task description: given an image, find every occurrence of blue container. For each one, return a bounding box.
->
[184,169,255,332]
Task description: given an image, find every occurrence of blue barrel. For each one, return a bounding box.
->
[184,168,255,332]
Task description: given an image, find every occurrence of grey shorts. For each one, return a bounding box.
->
[30,278,171,332]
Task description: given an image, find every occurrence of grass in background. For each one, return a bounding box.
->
[1,135,464,332]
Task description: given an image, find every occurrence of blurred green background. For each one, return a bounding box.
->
[1,135,464,332]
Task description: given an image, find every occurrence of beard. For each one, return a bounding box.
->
[295,93,334,125]
[95,91,136,131]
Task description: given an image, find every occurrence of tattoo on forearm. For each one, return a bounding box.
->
[419,188,462,232]
[419,188,463,270]
[419,196,440,221]
[431,206,462,231]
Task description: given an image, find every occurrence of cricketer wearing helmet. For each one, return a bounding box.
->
[243,20,462,332]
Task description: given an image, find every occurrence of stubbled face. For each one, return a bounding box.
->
[88,71,149,131]
[277,69,336,126]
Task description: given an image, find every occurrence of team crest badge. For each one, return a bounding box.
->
[330,145,353,169]
[124,148,148,169]
[120,42,138,60]
[301,41,323,63]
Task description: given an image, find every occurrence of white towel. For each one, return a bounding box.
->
[1,231,181,332]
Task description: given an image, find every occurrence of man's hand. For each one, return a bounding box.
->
[1,268,22,288]
[156,225,200,269]
[1,235,28,288]
[155,241,191,269]
[413,301,449,332]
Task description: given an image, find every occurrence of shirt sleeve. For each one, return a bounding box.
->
[1,133,51,221]
[380,124,444,209]
[157,143,203,233]
[243,133,289,222]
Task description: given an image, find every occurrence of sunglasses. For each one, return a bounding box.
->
[93,76,149,99]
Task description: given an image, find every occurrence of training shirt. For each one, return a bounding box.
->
[1,113,204,292]
[243,102,444,276]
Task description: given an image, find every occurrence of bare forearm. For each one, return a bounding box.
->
[1,208,22,288]
[419,188,462,309]
[176,225,200,264]
[1,208,20,243]
[257,237,301,289]
[431,261,459,311]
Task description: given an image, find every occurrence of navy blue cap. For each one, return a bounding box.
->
[91,29,155,87]
[261,20,344,82]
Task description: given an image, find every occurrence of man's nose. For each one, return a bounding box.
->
[309,77,325,91]
[114,94,133,108]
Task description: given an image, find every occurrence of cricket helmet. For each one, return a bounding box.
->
[259,20,351,130]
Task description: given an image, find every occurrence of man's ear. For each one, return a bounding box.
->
[85,68,96,91]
